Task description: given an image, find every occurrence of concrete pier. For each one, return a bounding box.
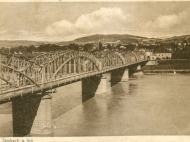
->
[134,65,144,76]
[82,74,108,102]
[12,93,52,136]
[110,69,125,86]
[121,69,129,82]
[30,95,52,135]
[82,76,101,102]
[96,75,107,95]
[137,65,141,71]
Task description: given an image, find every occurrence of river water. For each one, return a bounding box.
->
[1,73,190,136]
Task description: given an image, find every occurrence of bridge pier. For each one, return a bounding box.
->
[110,69,126,86]
[134,64,144,75]
[30,94,52,135]
[12,93,52,137]
[96,75,107,95]
[137,64,141,71]
[82,76,101,102]
[82,74,107,102]
[121,69,129,82]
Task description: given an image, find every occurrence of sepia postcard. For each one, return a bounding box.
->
[0,0,190,142]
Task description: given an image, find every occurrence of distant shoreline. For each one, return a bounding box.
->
[143,59,190,74]
[143,69,190,74]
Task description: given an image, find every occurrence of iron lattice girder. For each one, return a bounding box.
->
[93,50,146,66]
[0,54,42,88]
[42,50,100,67]
[0,75,18,88]
[35,50,146,76]
[30,50,75,66]
[0,64,40,87]
[134,51,147,60]
[1,53,42,70]
[43,51,101,80]
[94,50,124,58]
[101,51,126,68]
[0,50,147,93]
[120,51,135,63]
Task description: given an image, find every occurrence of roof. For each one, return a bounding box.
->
[155,52,171,54]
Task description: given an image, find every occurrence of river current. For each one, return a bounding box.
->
[1,73,190,136]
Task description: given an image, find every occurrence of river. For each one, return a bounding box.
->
[1,73,190,136]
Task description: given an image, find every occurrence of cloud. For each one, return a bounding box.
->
[45,8,190,40]
[75,7,128,32]
[1,7,190,41]
[146,11,189,31]
[0,30,7,34]
[45,7,132,39]
[46,20,75,36]
[15,30,30,36]
[0,30,46,41]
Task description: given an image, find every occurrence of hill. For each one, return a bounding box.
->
[0,40,45,48]
[1,33,187,48]
[160,35,190,44]
[73,34,146,44]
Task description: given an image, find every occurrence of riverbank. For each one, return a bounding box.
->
[143,69,190,74]
[142,59,190,74]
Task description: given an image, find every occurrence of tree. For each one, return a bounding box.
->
[28,45,36,53]
[83,43,93,52]
[127,44,135,51]
[107,44,112,50]
[116,44,121,50]
[68,43,79,51]
[99,42,103,51]
[0,47,5,53]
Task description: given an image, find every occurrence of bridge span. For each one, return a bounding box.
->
[0,50,147,136]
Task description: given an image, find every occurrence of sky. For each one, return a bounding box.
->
[1,2,190,41]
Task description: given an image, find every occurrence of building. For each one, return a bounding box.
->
[145,50,154,60]
[155,53,172,60]
[145,51,158,65]
[146,54,157,65]
[165,46,172,52]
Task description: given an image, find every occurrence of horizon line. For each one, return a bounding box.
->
[0,33,189,42]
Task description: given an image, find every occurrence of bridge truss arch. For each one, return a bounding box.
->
[30,50,72,66]
[119,51,137,63]
[1,53,42,70]
[134,51,147,60]
[0,50,147,97]
[0,64,40,89]
[0,54,43,90]
[39,51,101,82]
[94,50,126,70]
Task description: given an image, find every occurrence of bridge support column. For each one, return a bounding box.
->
[82,76,101,102]
[110,69,125,86]
[121,69,129,82]
[30,94,52,135]
[82,75,107,102]
[95,75,107,95]
[137,65,141,71]
[134,64,144,75]
[12,93,52,137]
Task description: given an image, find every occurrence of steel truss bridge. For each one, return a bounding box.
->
[0,50,147,102]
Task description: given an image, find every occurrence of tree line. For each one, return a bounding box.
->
[0,42,136,55]
[2,41,190,59]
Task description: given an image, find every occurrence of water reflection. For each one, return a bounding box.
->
[52,82,82,119]
[0,102,12,137]
[53,74,190,136]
